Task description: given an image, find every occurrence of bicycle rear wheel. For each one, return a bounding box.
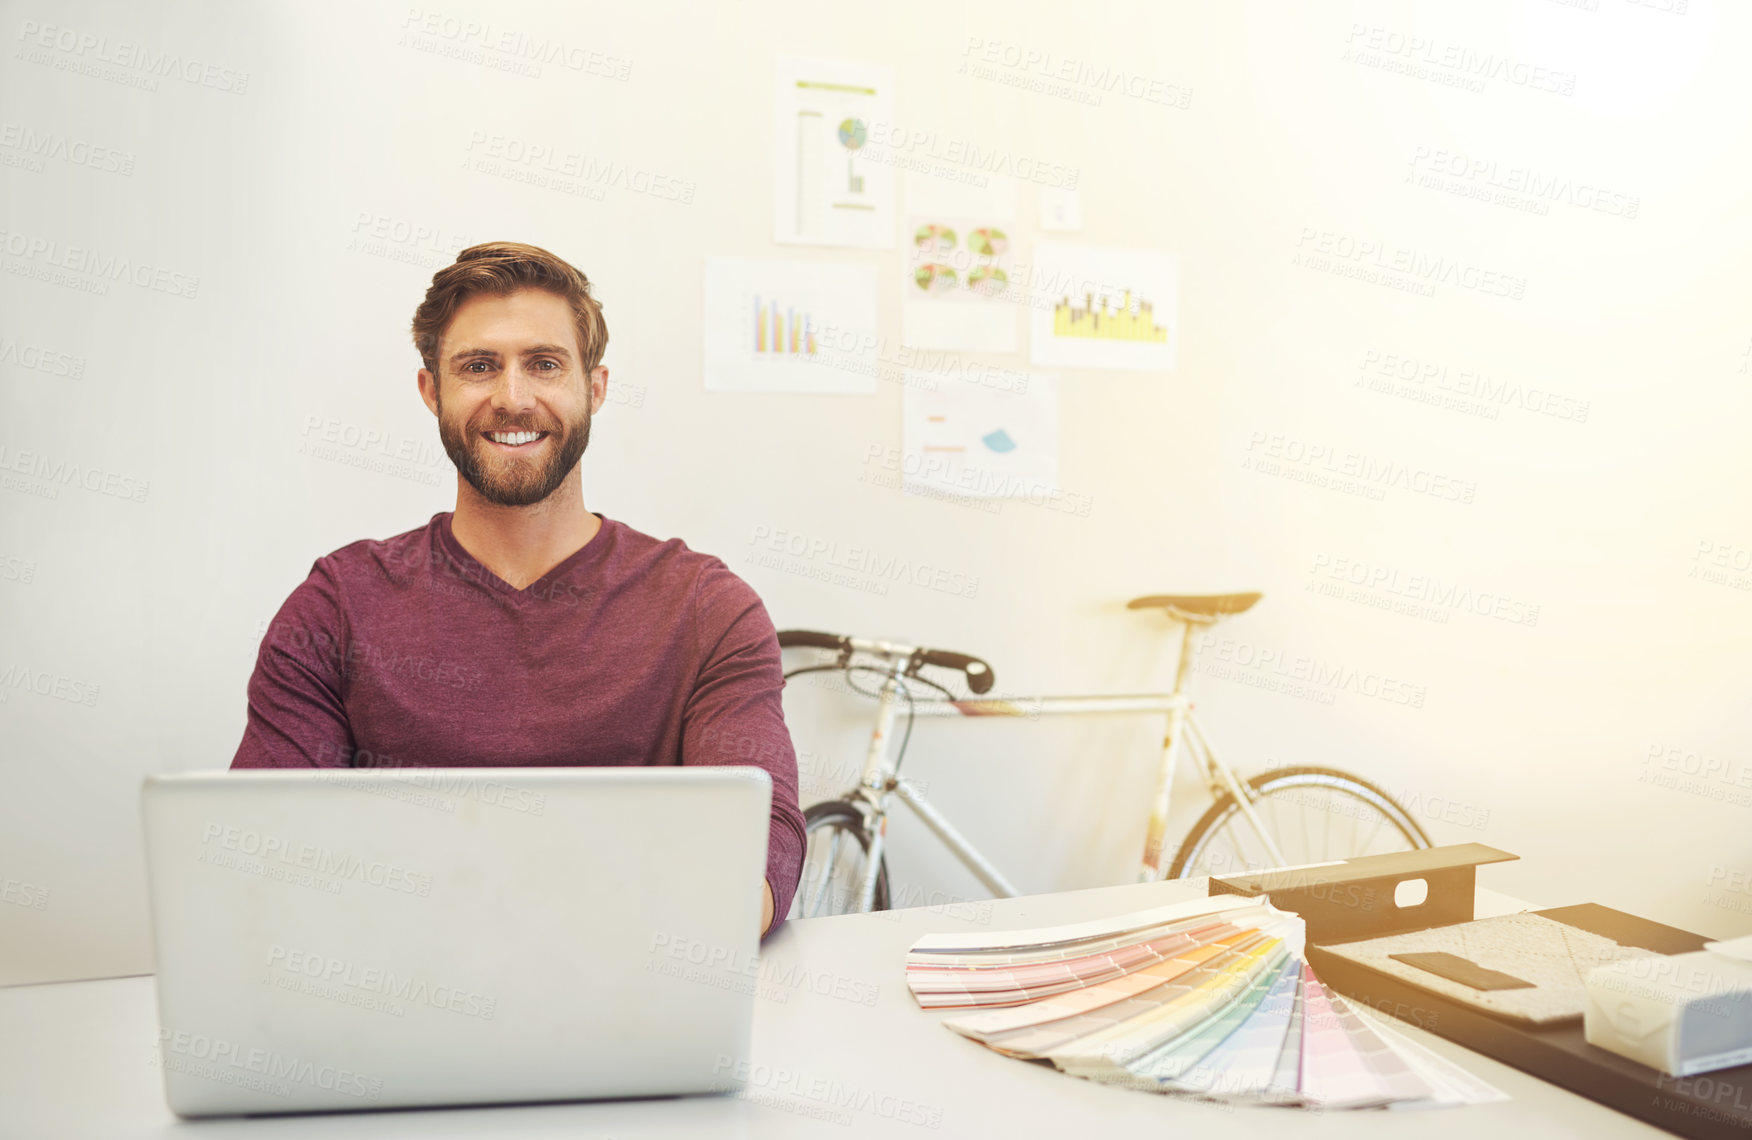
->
[791,800,890,919]
[1167,766,1432,880]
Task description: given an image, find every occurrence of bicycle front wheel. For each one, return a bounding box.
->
[1167,766,1432,880]
[791,800,890,919]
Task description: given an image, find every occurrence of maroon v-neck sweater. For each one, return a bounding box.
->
[230,511,806,931]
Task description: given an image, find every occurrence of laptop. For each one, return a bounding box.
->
[140,766,772,1117]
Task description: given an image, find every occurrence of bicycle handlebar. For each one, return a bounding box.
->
[776,629,996,695]
[909,648,993,694]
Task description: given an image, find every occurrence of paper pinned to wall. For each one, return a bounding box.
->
[902,174,1020,351]
[773,57,896,249]
[703,257,877,394]
[902,369,1059,499]
[1028,241,1177,372]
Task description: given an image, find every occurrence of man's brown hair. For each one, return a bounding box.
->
[411,241,609,378]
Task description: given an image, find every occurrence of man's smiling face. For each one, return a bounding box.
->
[420,288,605,507]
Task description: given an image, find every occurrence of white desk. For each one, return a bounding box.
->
[0,878,1673,1139]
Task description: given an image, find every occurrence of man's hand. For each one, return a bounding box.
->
[761,878,775,936]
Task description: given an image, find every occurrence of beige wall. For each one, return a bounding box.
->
[3,0,1748,985]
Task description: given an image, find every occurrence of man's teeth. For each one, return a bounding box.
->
[487,431,543,445]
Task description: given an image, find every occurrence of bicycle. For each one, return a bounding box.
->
[778,592,1433,919]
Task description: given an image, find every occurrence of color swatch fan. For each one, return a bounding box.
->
[905,895,1505,1110]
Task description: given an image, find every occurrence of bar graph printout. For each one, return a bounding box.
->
[1027,240,1178,372]
[703,257,878,394]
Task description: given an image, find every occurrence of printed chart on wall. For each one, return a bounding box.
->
[703,257,878,394]
[903,175,1019,352]
[902,371,1059,499]
[1028,241,1177,372]
[773,57,895,249]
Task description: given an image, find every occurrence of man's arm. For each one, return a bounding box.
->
[680,562,807,939]
[231,560,356,769]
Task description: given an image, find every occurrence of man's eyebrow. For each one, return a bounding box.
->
[446,344,574,362]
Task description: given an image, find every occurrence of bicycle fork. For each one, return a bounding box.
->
[852,677,903,912]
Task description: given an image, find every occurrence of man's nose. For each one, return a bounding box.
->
[492,365,541,411]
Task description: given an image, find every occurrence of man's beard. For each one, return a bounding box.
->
[435,393,592,508]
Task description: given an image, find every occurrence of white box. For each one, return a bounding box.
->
[1584,937,1752,1077]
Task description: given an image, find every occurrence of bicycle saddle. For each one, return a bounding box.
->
[1125,592,1262,623]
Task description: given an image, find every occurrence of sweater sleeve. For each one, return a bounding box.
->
[680,561,807,938]
[230,559,356,769]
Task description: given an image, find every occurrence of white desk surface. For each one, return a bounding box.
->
[0,878,1672,1139]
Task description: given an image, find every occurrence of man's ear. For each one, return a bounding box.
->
[418,368,439,416]
[591,365,609,414]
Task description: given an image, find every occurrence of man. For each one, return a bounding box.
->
[231,241,805,936]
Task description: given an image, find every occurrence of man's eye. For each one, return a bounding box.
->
[533,359,558,371]
[463,361,492,374]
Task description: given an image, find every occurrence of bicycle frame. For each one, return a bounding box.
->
[826,627,1289,912]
